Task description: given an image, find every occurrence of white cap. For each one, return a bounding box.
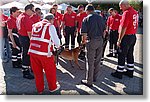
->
[44,13,54,21]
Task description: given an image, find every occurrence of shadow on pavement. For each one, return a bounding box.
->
[56,57,143,95]
[2,61,37,95]
[1,55,143,95]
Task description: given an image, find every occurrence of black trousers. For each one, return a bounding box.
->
[9,33,21,66]
[64,26,76,48]
[77,32,82,46]
[109,30,118,53]
[19,35,30,71]
[117,34,136,67]
[102,32,109,58]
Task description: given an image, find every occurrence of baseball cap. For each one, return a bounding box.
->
[85,4,95,11]
[44,13,54,20]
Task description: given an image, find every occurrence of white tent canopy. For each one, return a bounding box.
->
[32,3,42,9]
[0,1,52,10]
[41,4,52,10]
[58,3,77,11]
[0,1,25,9]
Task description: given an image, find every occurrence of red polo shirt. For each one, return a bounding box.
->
[0,14,8,37]
[2,14,8,21]
[17,13,33,36]
[54,15,59,27]
[107,13,122,30]
[119,7,138,35]
[30,13,41,24]
[7,15,17,29]
[56,12,62,21]
[62,11,77,27]
[76,12,87,32]
[54,12,62,27]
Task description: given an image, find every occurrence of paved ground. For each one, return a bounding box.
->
[0,33,143,95]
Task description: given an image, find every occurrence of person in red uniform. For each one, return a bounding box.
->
[76,4,87,46]
[52,4,63,25]
[76,4,87,59]
[106,8,122,58]
[28,13,60,94]
[1,13,8,37]
[53,4,63,43]
[111,0,138,79]
[30,7,41,24]
[0,12,11,63]
[16,4,35,79]
[1,13,8,22]
[49,7,61,43]
[7,7,22,68]
[62,5,77,49]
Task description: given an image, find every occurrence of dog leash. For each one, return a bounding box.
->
[53,45,65,65]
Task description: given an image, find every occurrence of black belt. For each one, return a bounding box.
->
[66,26,75,28]
[19,35,29,38]
[125,34,135,36]
[110,30,118,31]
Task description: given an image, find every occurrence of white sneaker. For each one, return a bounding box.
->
[49,82,60,92]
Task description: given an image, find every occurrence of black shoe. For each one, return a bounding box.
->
[114,54,118,58]
[81,80,93,87]
[123,70,134,78]
[106,53,113,57]
[23,71,34,79]
[111,71,123,79]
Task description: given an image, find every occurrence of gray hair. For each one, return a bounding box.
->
[119,0,129,5]
[44,13,54,21]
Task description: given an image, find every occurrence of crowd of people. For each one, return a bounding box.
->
[0,0,139,94]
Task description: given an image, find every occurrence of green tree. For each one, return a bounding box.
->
[129,0,143,11]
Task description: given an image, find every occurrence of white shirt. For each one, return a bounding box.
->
[49,25,60,48]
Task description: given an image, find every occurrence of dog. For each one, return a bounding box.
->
[53,44,84,70]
